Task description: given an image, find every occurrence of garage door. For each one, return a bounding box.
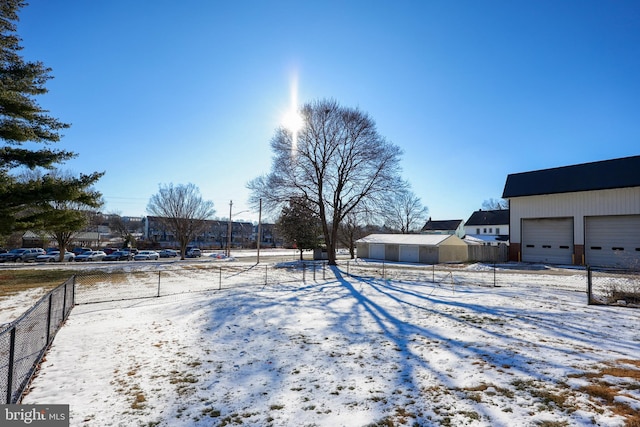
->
[585,215,640,269]
[522,218,573,264]
[399,245,419,263]
[369,244,385,260]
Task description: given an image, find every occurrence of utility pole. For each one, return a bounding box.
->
[227,200,232,257]
[257,198,262,263]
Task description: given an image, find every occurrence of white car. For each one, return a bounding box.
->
[134,250,160,261]
[186,248,202,258]
[36,251,75,262]
[75,250,107,262]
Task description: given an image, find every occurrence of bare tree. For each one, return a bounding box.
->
[337,210,370,259]
[147,183,215,259]
[108,214,138,248]
[248,98,404,265]
[482,198,509,210]
[382,187,429,233]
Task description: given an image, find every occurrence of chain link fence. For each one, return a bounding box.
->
[74,262,333,304]
[340,260,589,293]
[74,260,595,306]
[0,276,75,403]
[588,266,640,307]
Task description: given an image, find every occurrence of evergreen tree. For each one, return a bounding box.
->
[0,0,103,234]
[276,198,322,261]
[18,170,103,258]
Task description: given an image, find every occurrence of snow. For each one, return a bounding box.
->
[9,260,640,426]
[0,287,50,327]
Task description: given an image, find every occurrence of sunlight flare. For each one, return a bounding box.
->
[282,74,303,154]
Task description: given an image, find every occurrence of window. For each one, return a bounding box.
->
[489,228,493,233]
[483,228,487,233]
[496,228,500,234]
[476,228,480,234]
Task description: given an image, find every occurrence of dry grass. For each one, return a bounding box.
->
[0,268,76,297]
[572,359,640,426]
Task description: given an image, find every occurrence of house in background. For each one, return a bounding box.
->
[421,218,465,239]
[464,209,509,245]
[502,155,640,269]
[356,233,468,264]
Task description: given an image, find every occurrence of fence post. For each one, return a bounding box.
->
[347,261,349,276]
[219,267,222,290]
[302,263,306,282]
[62,279,68,319]
[587,266,593,305]
[265,264,268,286]
[157,271,161,297]
[432,264,435,283]
[72,275,76,307]
[6,327,16,403]
[313,263,316,281]
[46,293,53,344]
[323,262,326,280]
[493,262,497,287]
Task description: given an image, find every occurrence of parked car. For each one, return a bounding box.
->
[102,247,117,255]
[36,251,75,262]
[72,247,93,256]
[121,248,138,257]
[134,250,160,261]
[158,249,178,258]
[103,251,131,261]
[75,250,107,262]
[0,248,45,262]
[186,248,202,258]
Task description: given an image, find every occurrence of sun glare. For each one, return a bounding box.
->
[282,110,304,134]
[283,72,304,154]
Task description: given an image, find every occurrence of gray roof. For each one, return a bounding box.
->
[502,155,640,198]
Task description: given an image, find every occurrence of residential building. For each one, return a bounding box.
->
[421,218,465,239]
[464,209,509,245]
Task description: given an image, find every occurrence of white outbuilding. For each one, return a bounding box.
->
[502,155,640,269]
[356,234,468,264]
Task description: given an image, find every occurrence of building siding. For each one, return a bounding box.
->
[510,187,640,245]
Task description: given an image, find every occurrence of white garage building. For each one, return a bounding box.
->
[502,155,640,269]
[356,234,468,264]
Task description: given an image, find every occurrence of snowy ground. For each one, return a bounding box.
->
[17,261,640,426]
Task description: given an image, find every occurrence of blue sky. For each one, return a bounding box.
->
[17,1,640,224]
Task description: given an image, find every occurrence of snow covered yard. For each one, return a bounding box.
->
[21,266,640,427]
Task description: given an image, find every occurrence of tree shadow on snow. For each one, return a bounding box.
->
[189,265,638,424]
